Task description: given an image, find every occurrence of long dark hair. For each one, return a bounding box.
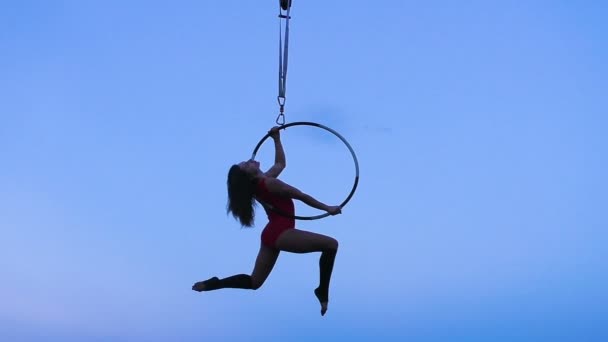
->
[226,164,257,227]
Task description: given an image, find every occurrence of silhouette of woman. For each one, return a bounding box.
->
[192,126,341,316]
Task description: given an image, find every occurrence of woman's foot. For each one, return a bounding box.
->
[314,287,328,316]
[192,277,219,292]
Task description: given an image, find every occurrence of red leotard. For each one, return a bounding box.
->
[255,178,295,248]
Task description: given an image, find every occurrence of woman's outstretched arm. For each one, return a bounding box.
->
[265,178,342,215]
[264,126,286,178]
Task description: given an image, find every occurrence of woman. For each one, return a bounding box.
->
[192,126,342,316]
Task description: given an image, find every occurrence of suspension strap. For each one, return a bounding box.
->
[276,2,291,125]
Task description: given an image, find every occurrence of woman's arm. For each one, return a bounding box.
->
[264,127,286,178]
[265,178,341,215]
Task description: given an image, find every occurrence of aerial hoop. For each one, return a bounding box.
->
[251,121,359,220]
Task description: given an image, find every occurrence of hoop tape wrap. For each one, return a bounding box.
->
[251,121,360,220]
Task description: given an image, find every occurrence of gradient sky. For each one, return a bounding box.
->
[2,1,607,341]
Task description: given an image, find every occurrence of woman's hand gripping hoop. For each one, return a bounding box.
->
[251,121,360,220]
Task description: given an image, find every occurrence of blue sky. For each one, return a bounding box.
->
[1,1,607,341]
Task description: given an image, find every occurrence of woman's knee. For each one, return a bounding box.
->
[250,277,264,290]
[326,237,339,251]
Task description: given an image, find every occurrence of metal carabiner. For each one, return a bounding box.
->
[276,112,285,126]
[277,96,286,107]
[276,105,285,125]
[276,97,286,125]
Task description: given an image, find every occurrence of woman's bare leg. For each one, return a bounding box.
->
[192,243,280,291]
[250,243,280,289]
[275,229,339,316]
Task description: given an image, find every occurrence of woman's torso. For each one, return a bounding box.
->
[255,178,295,227]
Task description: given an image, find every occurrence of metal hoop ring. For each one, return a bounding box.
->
[251,121,360,220]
